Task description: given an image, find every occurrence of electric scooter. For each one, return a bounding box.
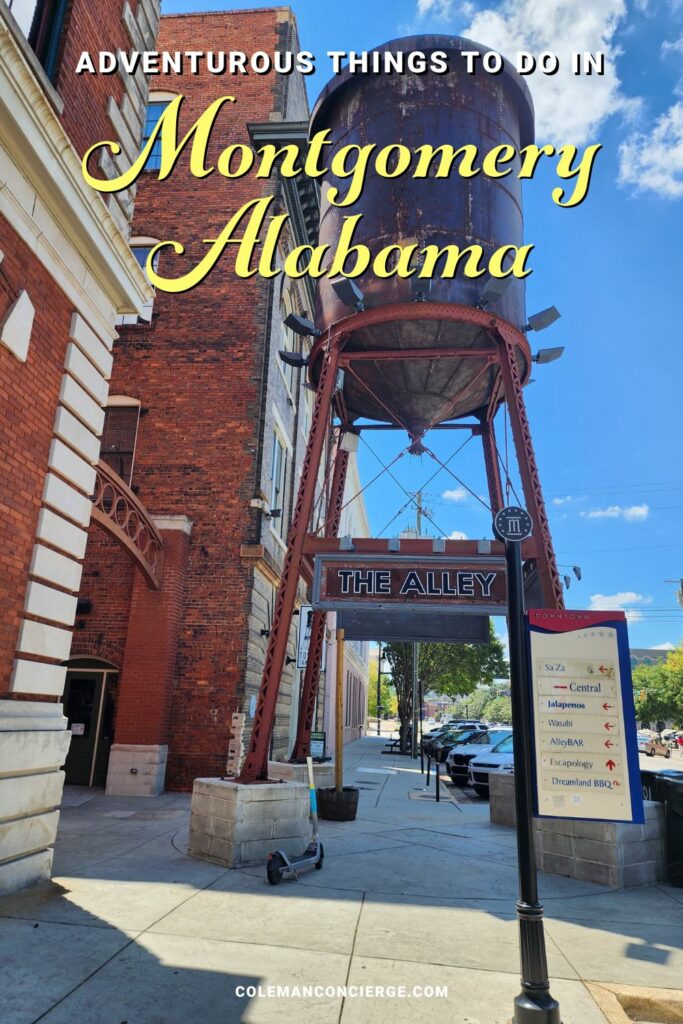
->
[266,756,324,884]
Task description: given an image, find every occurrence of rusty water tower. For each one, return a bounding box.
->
[240,36,563,782]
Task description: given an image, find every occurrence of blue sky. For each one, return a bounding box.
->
[163,0,683,649]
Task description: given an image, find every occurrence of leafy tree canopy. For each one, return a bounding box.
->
[380,626,508,751]
[481,695,513,724]
[633,644,683,728]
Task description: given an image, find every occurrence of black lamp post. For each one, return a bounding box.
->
[494,507,561,1024]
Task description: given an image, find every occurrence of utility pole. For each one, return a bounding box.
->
[416,488,423,536]
[376,643,382,736]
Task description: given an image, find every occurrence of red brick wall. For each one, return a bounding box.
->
[0,219,73,693]
[71,529,135,668]
[55,0,132,159]
[114,526,190,746]
[76,10,294,788]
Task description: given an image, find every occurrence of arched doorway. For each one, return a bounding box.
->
[62,659,119,787]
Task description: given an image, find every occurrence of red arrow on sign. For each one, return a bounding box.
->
[604,722,615,731]
[602,703,614,711]
[554,685,568,690]
[599,665,609,674]
[613,781,621,787]
[606,759,616,770]
[604,739,615,749]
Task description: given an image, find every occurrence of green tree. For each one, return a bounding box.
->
[383,626,508,752]
[454,686,493,719]
[633,652,683,728]
[367,659,398,719]
[482,695,513,724]
[420,624,508,697]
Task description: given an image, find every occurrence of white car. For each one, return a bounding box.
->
[446,728,512,786]
[467,734,515,798]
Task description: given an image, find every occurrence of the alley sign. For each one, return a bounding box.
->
[312,554,507,614]
[527,609,644,823]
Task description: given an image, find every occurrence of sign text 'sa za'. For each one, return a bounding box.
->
[527,609,644,823]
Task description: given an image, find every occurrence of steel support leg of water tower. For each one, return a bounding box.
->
[479,414,505,515]
[290,442,350,761]
[495,329,564,611]
[238,336,342,783]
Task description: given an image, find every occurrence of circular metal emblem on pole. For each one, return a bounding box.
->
[493,506,533,543]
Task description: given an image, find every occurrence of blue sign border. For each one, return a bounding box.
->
[526,614,644,824]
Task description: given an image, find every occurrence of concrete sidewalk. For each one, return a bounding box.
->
[1,736,682,1024]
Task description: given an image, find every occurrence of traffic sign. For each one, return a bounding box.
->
[493,506,533,542]
[527,609,644,823]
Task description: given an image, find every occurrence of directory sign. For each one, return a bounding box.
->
[527,609,643,823]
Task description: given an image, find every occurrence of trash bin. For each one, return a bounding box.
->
[640,769,683,887]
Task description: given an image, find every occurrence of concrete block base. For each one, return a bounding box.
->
[105,744,167,796]
[188,777,310,868]
[489,771,518,827]
[0,700,68,893]
[268,759,335,789]
[0,849,53,893]
[489,772,667,888]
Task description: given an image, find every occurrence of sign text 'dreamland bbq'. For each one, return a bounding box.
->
[313,556,507,612]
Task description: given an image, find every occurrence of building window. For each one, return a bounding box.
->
[100,403,140,486]
[132,243,160,320]
[270,433,287,538]
[115,239,160,326]
[143,100,171,172]
[6,0,68,79]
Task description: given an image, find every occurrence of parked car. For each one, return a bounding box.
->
[468,733,515,798]
[421,722,483,757]
[432,727,488,764]
[637,732,671,758]
[446,728,513,785]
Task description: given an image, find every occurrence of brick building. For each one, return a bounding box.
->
[67,8,369,796]
[0,0,160,890]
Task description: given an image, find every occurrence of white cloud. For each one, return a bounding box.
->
[418,0,474,17]
[652,642,675,650]
[442,487,468,502]
[449,530,469,540]
[581,503,650,521]
[462,0,634,145]
[589,590,652,623]
[661,36,683,58]
[553,495,574,505]
[618,101,683,198]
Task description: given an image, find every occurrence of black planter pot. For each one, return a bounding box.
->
[317,786,359,821]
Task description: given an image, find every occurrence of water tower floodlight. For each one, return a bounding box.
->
[563,575,571,590]
[278,351,309,369]
[477,276,512,308]
[331,276,365,311]
[410,266,432,302]
[532,346,565,365]
[284,312,321,337]
[523,306,561,332]
[572,565,582,581]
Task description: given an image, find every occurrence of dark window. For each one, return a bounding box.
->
[131,245,160,281]
[7,0,68,80]
[270,433,287,538]
[100,405,140,485]
[142,101,171,172]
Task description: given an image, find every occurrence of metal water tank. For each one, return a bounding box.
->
[309,35,535,435]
